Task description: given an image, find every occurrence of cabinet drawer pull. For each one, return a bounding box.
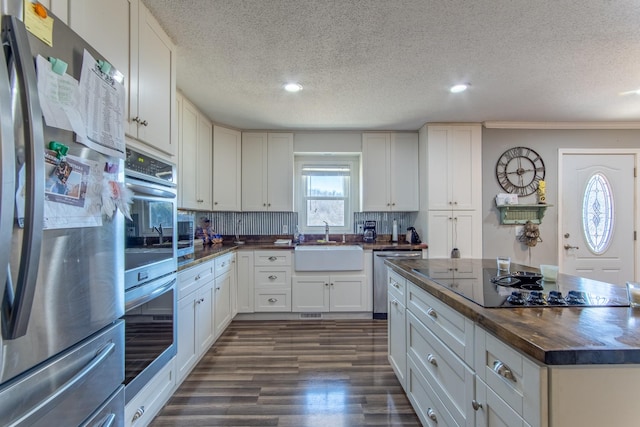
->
[268,275,278,280]
[493,360,516,382]
[325,283,329,286]
[131,406,145,422]
[220,261,226,267]
[391,299,398,306]
[427,353,438,367]
[392,281,400,289]
[268,256,277,261]
[427,308,438,319]
[472,400,483,411]
[268,298,278,303]
[427,408,437,422]
[195,274,201,280]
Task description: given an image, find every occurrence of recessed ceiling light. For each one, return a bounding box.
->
[450,83,469,93]
[284,83,303,92]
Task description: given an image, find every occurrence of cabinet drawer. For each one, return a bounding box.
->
[407,311,473,427]
[178,261,214,300]
[254,250,291,266]
[407,355,460,427]
[254,289,291,311]
[255,267,290,287]
[215,252,234,276]
[388,269,406,304]
[407,282,474,365]
[475,327,547,426]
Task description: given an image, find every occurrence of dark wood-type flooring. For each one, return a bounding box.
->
[151,319,422,427]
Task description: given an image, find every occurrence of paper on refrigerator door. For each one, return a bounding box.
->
[76,49,126,159]
[36,55,87,139]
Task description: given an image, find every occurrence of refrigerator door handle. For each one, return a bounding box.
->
[1,16,45,340]
[12,342,116,426]
[0,16,16,308]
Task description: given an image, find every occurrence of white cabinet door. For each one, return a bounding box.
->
[214,270,232,338]
[450,126,481,210]
[130,2,176,156]
[475,378,527,427]
[241,133,293,211]
[388,295,406,390]
[176,290,197,382]
[452,211,481,260]
[427,125,481,210]
[179,98,199,209]
[241,133,268,211]
[196,114,213,208]
[362,133,391,211]
[236,251,254,313]
[292,276,330,312]
[390,133,419,211]
[363,133,418,211]
[67,0,132,125]
[427,211,453,258]
[213,126,242,211]
[266,133,294,211]
[178,96,212,210]
[330,275,367,311]
[196,280,215,355]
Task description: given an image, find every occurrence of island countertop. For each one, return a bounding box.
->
[386,258,640,365]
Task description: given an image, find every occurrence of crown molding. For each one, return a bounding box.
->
[483,121,640,130]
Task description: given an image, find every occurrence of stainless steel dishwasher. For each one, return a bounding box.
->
[373,250,422,319]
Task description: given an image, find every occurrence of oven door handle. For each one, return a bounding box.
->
[126,181,176,199]
[125,278,176,310]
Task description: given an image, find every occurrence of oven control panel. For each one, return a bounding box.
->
[125,148,176,185]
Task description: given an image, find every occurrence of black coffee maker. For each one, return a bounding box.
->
[363,220,377,242]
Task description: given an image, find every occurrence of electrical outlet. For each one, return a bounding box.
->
[515,225,524,237]
[282,224,288,234]
[357,224,364,234]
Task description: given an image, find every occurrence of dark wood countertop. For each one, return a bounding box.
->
[386,258,640,366]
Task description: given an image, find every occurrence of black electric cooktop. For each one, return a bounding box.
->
[412,267,629,308]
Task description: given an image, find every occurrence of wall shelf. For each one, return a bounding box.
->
[496,204,552,225]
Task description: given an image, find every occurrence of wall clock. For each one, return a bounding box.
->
[495,147,545,196]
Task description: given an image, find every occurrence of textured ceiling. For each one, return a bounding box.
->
[143,0,640,131]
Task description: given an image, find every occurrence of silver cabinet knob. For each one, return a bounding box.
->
[268,256,277,261]
[427,308,438,319]
[268,275,277,280]
[268,298,277,303]
[132,406,145,422]
[427,353,438,367]
[427,408,437,422]
[472,400,483,411]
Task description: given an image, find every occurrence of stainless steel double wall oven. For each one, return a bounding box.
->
[123,148,177,402]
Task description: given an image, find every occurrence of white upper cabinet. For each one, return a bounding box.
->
[426,125,481,210]
[178,95,212,210]
[130,2,176,156]
[242,133,293,211]
[212,126,242,211]
[64,0,176,158]
[362,132,419,211]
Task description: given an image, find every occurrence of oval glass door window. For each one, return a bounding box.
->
[582,172,614,254]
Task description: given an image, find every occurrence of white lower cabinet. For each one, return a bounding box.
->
[292,274,367,312]
[125,357,175,427]
[389,270,547,427]
[214,253,234,338]
[176,263,215,383]
[236,250,254,313]
[254,250,292,312]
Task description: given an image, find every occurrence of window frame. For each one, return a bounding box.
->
[294,155,360,234]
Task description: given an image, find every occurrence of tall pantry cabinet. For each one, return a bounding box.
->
[420,124,482,258]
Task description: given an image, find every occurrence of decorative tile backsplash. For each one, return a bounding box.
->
[179,210,418,236]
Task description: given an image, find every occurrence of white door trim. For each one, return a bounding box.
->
[558,148,640,281]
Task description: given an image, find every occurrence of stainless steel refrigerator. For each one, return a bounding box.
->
[0,4,125,426]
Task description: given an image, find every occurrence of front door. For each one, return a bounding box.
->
[559,151,637,286]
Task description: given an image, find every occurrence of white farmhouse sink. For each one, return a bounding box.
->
[294,245,364,271]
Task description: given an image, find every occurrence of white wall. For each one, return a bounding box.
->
[482,128,640,267]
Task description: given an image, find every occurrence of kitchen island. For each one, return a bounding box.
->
[386,258,640,427]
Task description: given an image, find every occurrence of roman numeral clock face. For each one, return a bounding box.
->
[495,147,546,196]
